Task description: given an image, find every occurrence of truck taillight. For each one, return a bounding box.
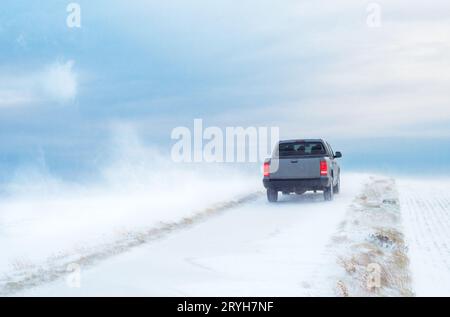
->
[320,160,328,176]
[264,162,270,177]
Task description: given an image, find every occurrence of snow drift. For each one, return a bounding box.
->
[0,129,260,294]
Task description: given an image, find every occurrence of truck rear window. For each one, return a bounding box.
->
[276,141,326,157]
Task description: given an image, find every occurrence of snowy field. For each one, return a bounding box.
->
[0,171,449,297]
[399,179,450,296]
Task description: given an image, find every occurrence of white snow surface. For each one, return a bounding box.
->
[399,178,450,296]
[0,153,260,285]
[1,169,449,297]
[16,173,368,296]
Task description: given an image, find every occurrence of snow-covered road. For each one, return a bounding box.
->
[2,173,449,296]
[20,174,367,296]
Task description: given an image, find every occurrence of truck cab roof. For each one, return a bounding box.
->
[278,139,324,144]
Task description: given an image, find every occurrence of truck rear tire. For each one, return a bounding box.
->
[267,189,278,202]
[333,176,340,194]
[324,185,334,201]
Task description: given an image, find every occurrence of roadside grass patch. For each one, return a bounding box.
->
[330,177,413,297]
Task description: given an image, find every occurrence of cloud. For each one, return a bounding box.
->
[2,0,450,140]
[0,90,34,108]
[193,0,450,138]
[0,60,77,108]
[39,60,77,102]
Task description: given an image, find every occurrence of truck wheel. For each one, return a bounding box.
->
[324,185,334,201]
[267,189,278,202]
[333,176,340,194]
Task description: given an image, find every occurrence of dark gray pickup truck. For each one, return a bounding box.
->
[263,139,342,202]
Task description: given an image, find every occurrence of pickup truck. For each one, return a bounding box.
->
[263,139,342,202]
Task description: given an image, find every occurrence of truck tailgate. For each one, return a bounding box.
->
[270,157,322,179]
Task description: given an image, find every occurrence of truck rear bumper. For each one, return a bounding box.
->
[263,177,331,192]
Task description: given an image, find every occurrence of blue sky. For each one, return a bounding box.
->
[1,0,450,182]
